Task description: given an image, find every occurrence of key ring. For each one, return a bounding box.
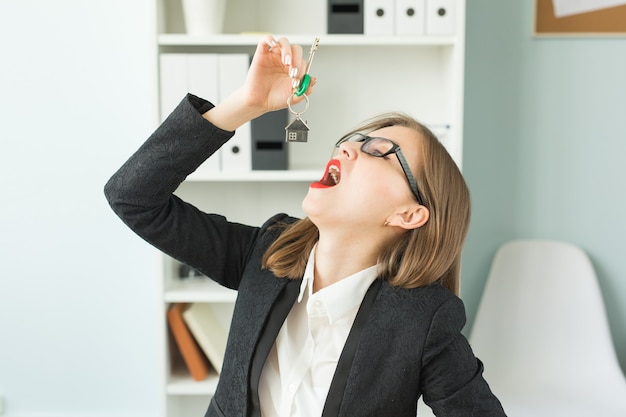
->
[287,92,309,117]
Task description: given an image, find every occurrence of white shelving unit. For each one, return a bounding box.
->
[159,33,457,46]
[156,1,465,416]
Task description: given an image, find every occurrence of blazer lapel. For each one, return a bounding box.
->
[221,268,293,417]
[322,278,383,417]
[249,278,301,417]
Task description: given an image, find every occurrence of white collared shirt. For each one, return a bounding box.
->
[258,245,379,417]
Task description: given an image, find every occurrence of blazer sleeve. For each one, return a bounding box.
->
[104,94,260,289]
[420,297,507,416]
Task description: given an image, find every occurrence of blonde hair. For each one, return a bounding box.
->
[262,113,470,295]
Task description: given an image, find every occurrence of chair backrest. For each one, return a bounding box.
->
[469,240,625,395]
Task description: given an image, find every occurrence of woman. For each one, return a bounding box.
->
[105,36,506,417]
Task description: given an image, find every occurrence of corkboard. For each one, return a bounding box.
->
[535,0,626,36]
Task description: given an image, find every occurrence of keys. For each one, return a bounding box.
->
[304,37,320,76]
[295,37,320,97]
[285,37,319,142]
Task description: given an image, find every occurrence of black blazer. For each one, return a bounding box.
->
[105,95,506,417]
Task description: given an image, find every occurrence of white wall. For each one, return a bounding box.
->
[0,1,160,415]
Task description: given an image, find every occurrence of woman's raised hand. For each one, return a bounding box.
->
[203,36,316,131]
[243,35,315,112]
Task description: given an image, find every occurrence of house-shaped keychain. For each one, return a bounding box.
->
[285,117,309,143]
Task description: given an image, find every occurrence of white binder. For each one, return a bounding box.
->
[364,0,394,35]
[395,0,425,36]
[188,54,221,174]
[160,53,221,174]
[187,54,219,101]
[425,0,455,36]
[218,54,252,173]
[159,53,251,174]
[159,54,188,122]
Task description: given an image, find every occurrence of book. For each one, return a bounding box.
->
[166,303,210,381]
[182,303,229,374]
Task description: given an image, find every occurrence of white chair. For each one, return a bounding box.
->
[468,239,626,416]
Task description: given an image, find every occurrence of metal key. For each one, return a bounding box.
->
[295,37,320,97]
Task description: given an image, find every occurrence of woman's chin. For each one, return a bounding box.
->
[301,187,332,221]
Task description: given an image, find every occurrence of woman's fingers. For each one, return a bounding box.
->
[274,37,293,66]
[274,37,305,76]
[261,35,278,51]
[289,44,304,84]
[248,36,316,110]
[257,36,313,84]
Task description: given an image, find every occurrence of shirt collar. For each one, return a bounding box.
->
[298,244,317,303]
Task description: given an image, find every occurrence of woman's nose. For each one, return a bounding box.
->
[335,142,358,159]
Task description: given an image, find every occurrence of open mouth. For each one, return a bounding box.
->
[311,159,341,189]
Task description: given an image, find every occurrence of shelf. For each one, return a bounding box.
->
[167,370,219,395]
[158,33,457,47]
[157,1,466,414]
[164,279,237,303]
[186,169,320,182]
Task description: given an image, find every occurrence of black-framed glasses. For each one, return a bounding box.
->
[335,133,425,206]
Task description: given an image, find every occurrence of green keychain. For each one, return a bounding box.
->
[295,38,319,97]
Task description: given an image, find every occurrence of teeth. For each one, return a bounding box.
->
[328,165,340,185]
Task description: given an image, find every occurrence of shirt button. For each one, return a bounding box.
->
[314,300,322,307]
[289,384,296,393]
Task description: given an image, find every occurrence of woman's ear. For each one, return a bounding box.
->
[386,204,429,230]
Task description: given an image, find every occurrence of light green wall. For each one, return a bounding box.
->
[461,1,626,373]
